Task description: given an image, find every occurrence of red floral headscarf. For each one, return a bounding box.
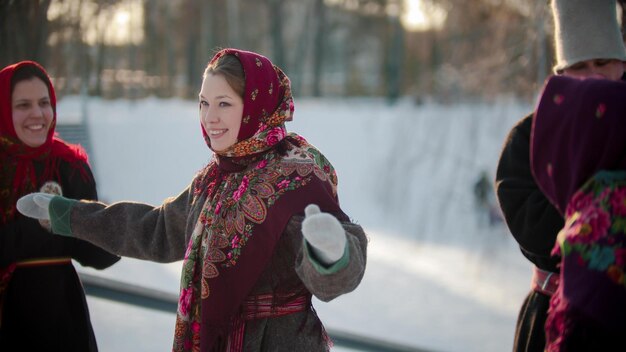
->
[200,48,294,158]
[173,49,346,351]
[0,61,90,226]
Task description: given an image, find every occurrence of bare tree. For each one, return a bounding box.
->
[384,1,405,103]
[409,0,551,100]
[0,0,52,67]
[266,0,286,69]
[142,0,178,96]
[227,0,240,47]
[617,0,626,40]
[311,0,326,97]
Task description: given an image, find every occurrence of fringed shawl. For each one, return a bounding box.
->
[173,49,347,351]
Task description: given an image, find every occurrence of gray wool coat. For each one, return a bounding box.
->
[54,176,368,351]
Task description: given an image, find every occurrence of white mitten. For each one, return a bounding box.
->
[301,204,347,265]
[16,192,54,220]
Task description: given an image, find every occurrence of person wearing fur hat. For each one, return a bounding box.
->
[495,1,626,351]
[17,48,368,352]
[0,61,120,350]
[531,75,626,351]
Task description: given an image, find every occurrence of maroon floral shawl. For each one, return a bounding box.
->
[531,75,626,351]
[173,49,347,351]
[0,61,90,226]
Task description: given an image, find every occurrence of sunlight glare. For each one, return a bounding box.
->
[402,0,446,31]
[78,0,144,46]
[114,10,131,27]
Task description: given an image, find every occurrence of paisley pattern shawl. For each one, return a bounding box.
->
[173,49,346,352]
[530,75,626,351]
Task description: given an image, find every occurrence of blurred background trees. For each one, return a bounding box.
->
[1,0,622,102]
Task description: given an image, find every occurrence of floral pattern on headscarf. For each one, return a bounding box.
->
[201,49,294,158]
[173,49,344,352]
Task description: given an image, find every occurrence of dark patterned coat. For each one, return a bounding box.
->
[0,159,120,351]
[497,74,626,352]
[51,173,368,351]
[495,112,564,352]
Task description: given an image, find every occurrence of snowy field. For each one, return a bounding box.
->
[58,95,534,352]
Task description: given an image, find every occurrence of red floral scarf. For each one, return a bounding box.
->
[173,49,346,351]
[544,172,626,352]
[0,61,90,226]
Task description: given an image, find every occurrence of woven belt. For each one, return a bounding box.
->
[15,257,72,268]
[531,266,559,296]
[1,257,72,291]
[0,257,72,327]
[226,293,317,352]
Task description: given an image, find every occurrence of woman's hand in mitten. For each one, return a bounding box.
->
[16,193,55,220]
[301,204,347,265]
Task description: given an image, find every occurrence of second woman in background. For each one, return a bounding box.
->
[531,75,626,351]
[0,61,120,351]
[495,1,626,350]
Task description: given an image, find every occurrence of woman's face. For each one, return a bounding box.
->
[11,78,53,147]
[199,73,244,152]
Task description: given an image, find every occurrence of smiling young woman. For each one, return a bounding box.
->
[199,73,244,152]
[10,76,54,148]
[16,49,369,352]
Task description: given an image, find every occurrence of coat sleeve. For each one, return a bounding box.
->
[293,216,368,302]
[61,185,196,263]
[63,162,121,269]
[495,113,563,272]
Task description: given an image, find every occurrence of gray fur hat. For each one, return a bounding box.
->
[551,0,626,72]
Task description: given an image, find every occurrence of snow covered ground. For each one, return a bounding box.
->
[58,95,534,352]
